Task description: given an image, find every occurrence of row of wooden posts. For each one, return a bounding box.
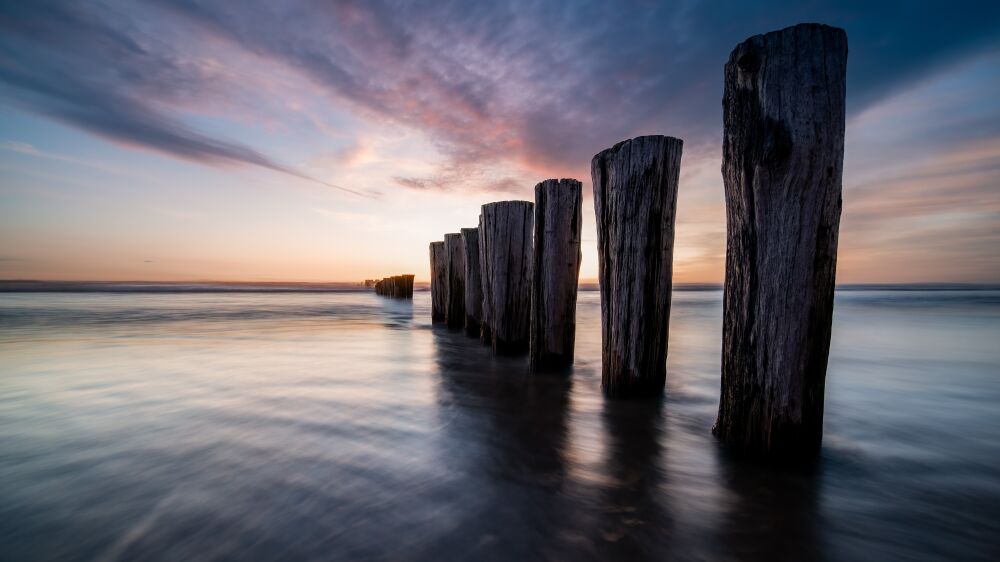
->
[430,178,584,371]
[429,23,847,458]
[370,275,415,298]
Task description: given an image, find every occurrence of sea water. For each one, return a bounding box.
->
[1,287,998,560]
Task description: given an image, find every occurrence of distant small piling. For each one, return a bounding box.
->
[530,179,583,371]
[461,227,483,337]
[713,23,848,457]
[373,274,414,298]
[481,200,533,354]
[429,241,448,322]
[592,135,682,398]
[444,233,466,330]
[478,215,492,344]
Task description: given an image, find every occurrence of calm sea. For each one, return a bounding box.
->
[1,286,998,560]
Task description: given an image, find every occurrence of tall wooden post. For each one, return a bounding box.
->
[530,179,583,371]
[713,24,847,457]
[461,227,483,337]
[478,214,492,344]
[429,241,448,322]
[592,135,682,398]
[444,233,466,330]
[481,201,533,354]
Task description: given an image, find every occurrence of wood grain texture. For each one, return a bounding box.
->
[429,241,448,323]
[713,23,847,457]
[444,233,466,330]
[530,179,583,371]
[478,215,493,344]
[461,227,483,337]
[481,200,534,354]
[592,135,682,398]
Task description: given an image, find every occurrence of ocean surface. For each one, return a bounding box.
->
[1,286,998,561]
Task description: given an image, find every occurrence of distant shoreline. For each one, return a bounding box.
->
[1,280,997,293]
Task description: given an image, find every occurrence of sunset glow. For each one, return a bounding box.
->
[1,2,997,283]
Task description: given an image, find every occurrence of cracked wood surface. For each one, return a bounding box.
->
[530,179,583,371]
[462,227,483,337]
[713,23,847,457]
[444,233,466,330]
[481,200,534,355]
[592,135,682,398]
[429,241,448,323]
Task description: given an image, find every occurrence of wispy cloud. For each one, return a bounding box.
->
[153,0,1000,183]
[5,1,998,194]
[0,1,370,197]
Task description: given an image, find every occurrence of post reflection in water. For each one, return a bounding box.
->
[711,449,825,561]
[596,398,672,560]
[429,326,580,559]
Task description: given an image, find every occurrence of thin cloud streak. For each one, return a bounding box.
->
[0,0,370,197]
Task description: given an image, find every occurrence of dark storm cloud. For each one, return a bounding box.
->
[1,0,999,187]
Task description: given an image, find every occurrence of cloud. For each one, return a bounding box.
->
[0,0,370,197]
[151,0,1000,182]
[4,1,998,190]
[393,176,435,191]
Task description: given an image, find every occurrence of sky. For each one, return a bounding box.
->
[0,0,998,283]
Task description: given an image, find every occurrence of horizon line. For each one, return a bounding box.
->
[1,279,997,289]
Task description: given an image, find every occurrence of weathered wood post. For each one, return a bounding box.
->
[461,227,483,337]
[592,135,682,397]
[444,233,466,329]
[530,179,583,371]
[373,274,414,299]
[478,214,492,344]
[429,241,448,322]
[713,24,847,457]
[481,201,533,354]
[402,274,414,298]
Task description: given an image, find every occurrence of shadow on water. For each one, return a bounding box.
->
[595,397,673,560]
[423,323,829,561]
[709,446,826,561]
[424,325,685,561]
[423,326,583,560]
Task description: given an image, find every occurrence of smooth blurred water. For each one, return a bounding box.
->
[1,288,998,561]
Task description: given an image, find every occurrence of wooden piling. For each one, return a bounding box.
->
[461,227,483,337]
[401,274,414,298]
[372,274,413,298]
[592,135,682,398]
[444,233,466,330]
[481,201,533,354]
[713,23,847,457]
[478,214,492,344]
[530,179,583,371]
[429,241,448,322]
